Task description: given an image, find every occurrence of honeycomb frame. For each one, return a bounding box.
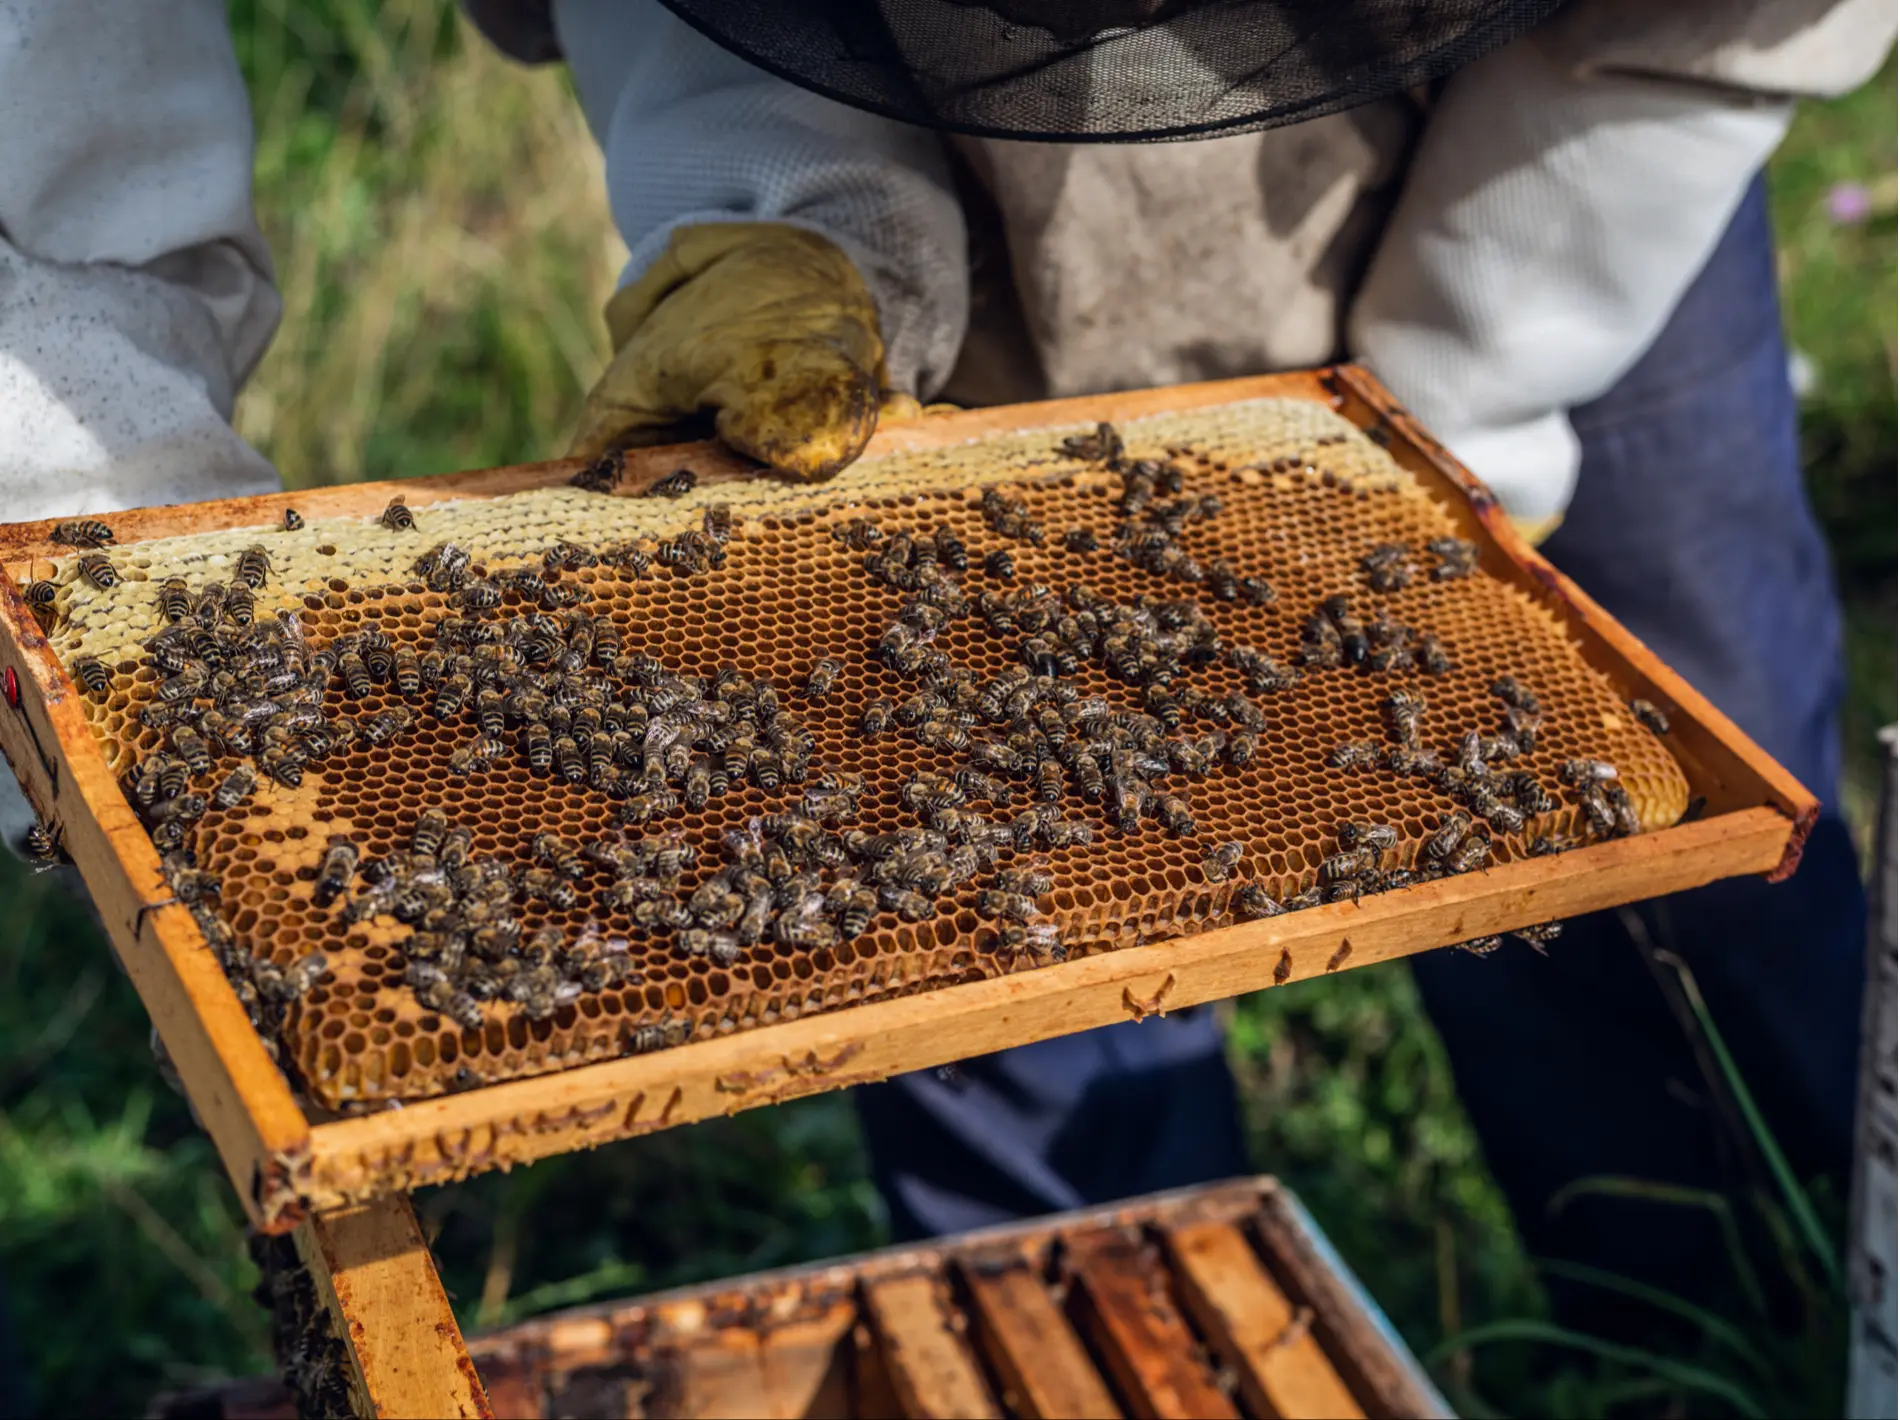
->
[0,367,1816,1227]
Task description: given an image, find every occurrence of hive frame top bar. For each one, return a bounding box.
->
[0,365,1817,1230]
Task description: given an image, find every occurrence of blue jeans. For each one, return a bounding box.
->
[854,178,1867,1312]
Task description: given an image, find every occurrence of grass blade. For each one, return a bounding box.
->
[1532,1257,1770,1376]
[1547,1175,1769,1314]
[1431,1319,1771,1419]
[1656,950,1844,1291]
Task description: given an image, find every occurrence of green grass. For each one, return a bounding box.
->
[0,6,1890,1415]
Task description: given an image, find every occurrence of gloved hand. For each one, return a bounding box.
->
[570,223,894,480]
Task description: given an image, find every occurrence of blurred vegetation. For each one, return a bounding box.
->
[0,4,1889,1415]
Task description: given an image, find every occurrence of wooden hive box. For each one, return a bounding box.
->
[151,1174,1450,1419]
[0,366,1814,1232]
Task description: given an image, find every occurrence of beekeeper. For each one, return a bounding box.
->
[1,0,1889,1320]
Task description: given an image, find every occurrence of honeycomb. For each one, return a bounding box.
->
[33,397,1688,1111]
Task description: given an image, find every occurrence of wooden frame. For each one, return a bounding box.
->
[295,1196,492,1418]
[157,1175,1447,1420]
[0,366,1818,1232]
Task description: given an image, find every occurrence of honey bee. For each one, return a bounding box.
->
[434,672,472,719]
[1449,834,1494,874]
[1413,634,1453,676]
[533,831,585,879]
[1559,758,1619,788]
[569,450,624,492]
[1490,675,1540,714]
[926,524,968,571]
[170,725,212,775]
[517,867,580,910]
[1630,698,1670,735]
[215,579,254,626]
[1058,421,1123,463]
[974,888,1037,923]
[834,517,883,550]
[1425,811,1472,864]
[406,962,483,1031]
[457,579,502,611]
[1427,536,1479,580]
[1202,841,1245,882]
[1381,689,1426,748]
[983,548,1016,581]
[1604,782,1643,838]
[447,735,506,777]
[150,578,193,624]
[25,579,60,614]
[1232,883,1283,920]
[255,951,331,1003]
[390,647,421,696]
[1298,612,1343,669]
[313,837,361,906]
[282,508,305,531]
[70,655,109,695]
[381,496,417,531]
[52,519,115,548]
[1356,544,1413,597]
[357,707,414,745]
[74,552,118,589]
[648,467,697,498]
[212,763,256,810]
[235,545,271,590]
[1453,935,1503,957]
[260,749,304,788]
[1513,920,1564,954]
[23,820,62,868]
[802,658,842,700]
[618,789,679,826]
[157,663,209,703]
[1328,740,1379,770]
[338,651,373,700]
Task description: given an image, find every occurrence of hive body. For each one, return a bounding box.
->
[37,397,1687,1110]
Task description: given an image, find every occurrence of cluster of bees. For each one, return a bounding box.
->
[248,1232,352,1417]
[29,416,1688,1078]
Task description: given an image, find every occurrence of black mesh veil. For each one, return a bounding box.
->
[651,0,1566,142]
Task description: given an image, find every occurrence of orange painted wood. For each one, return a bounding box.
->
[1063,1229,1237,1420]
[1164,1221,1362,1419]
[960,1254,1123,1418]
[861,1273,1000,1419]
[296,1195,491,1419]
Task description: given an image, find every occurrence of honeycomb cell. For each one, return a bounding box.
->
[42,396,1688,1110]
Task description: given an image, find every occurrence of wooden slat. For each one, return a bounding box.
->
[1249,1187,1448,1419]
[861,1273,1001,1420]
[295,1195,492,1419]
[1063,1230,1238,1420]
[959,1254,1122,1418]
[0,582,314,1230]
[300,802,1791,1211]
[1164,1221,1362,1420]
[647,1332,769,1419]
[646,1297,855,1419]
[851,1321,905,1420]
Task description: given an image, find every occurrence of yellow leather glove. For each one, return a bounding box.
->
[570,223,889,481]
[1512,513,1563,547]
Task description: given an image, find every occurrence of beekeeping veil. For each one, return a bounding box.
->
[641,0,1566,140]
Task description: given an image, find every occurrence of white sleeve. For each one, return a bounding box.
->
[0,0,282,517]
[1347,0,1895,525]
[550,0,969,399]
